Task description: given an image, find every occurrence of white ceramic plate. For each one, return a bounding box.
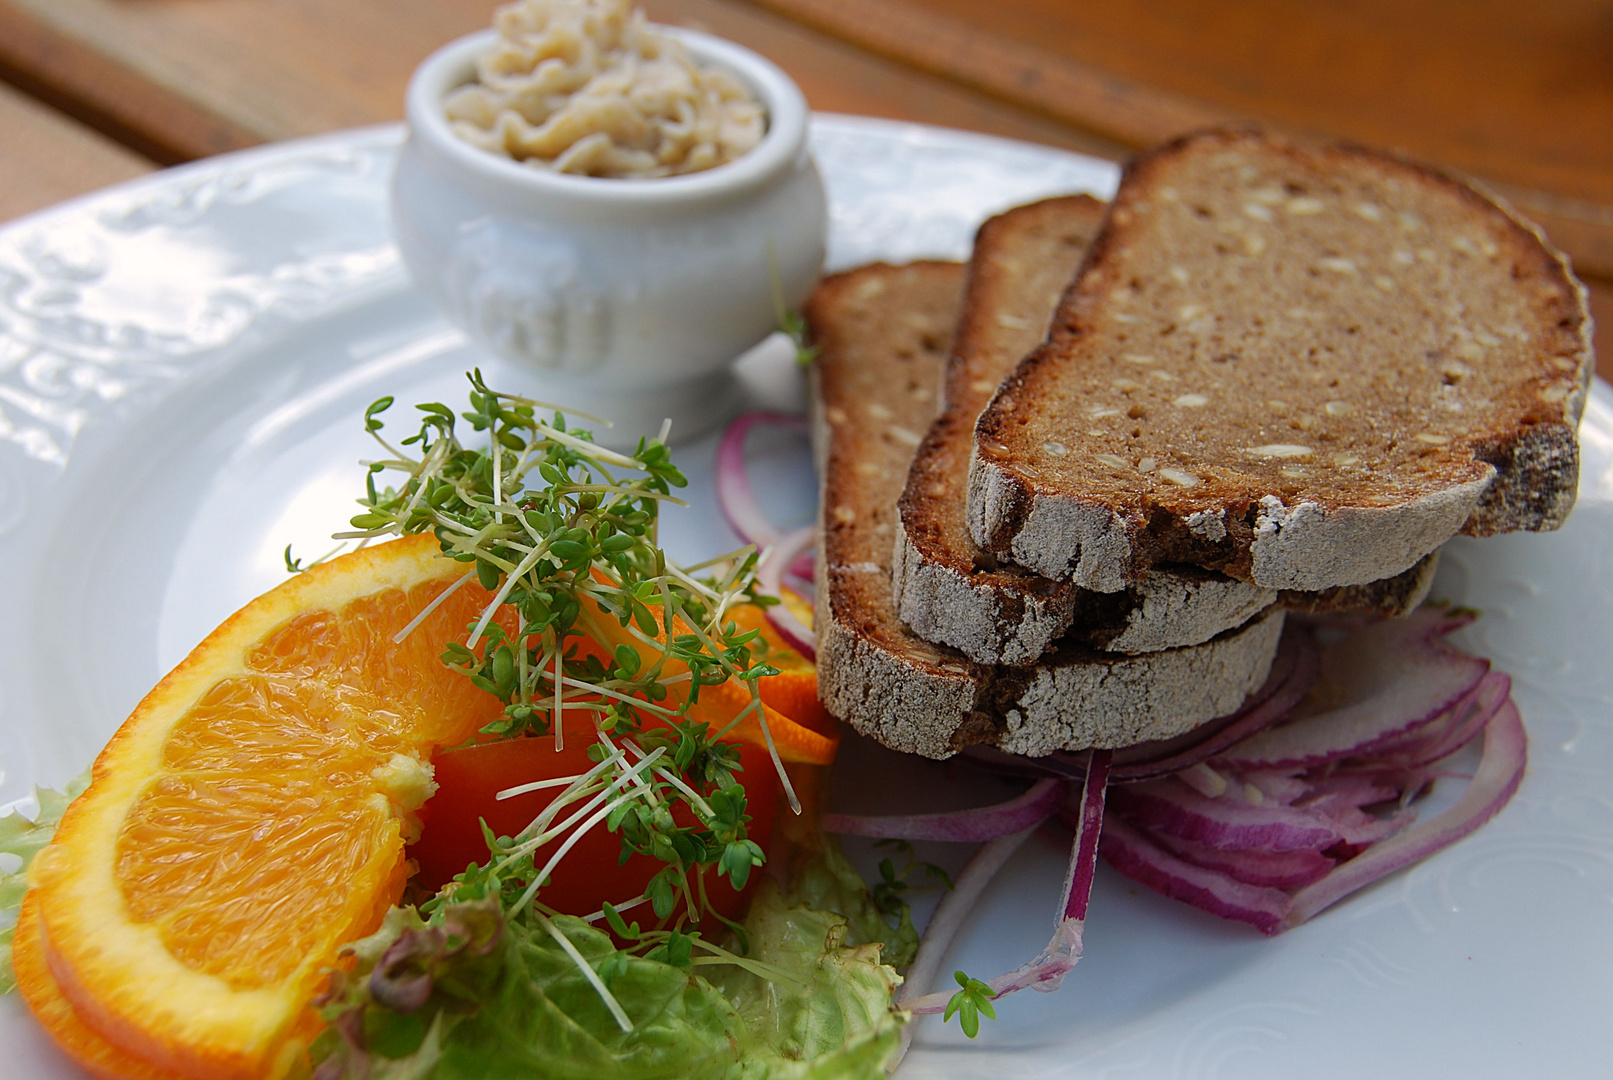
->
[2,117,1610,1080]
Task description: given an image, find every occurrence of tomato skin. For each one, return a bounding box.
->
[412,730,779,922]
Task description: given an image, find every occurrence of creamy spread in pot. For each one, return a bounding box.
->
[445,0,766,178]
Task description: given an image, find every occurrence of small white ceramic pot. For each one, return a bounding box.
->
[392,27,827,445]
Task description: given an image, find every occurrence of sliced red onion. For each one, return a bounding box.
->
[754,525,817,659]
[1363,671,1511,771]
[1321,802,1413,847]
[1279,695,1527,930]
[1060,749,1110,926]
[1145,828,1335,889]
[1217,609,1489,771]
[822,778,1067,842]
[716,412,815,579]
[1100,815,1291,935]
[1110,778,1344,852]
[902,752,1112,1016]
[1289,771,1399,812]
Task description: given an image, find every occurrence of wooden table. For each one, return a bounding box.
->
[1,0,1608,378]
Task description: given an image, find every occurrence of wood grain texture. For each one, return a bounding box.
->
[744,0,1613,277]
[1588,278,1613,386]
[0,80,152,224]
[0,0,1122,160]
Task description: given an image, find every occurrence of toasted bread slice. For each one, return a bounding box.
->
[894,195,1439,665]
[809,261,1283,760]
[968,128,1593,594]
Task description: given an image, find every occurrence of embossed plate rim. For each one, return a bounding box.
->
[0,116,1610,1080]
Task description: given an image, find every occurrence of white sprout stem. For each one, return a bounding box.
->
[712,689,765,741]
[662,561,725,603]
[504,748,626,846]
[516,613,530,704]
[423,513,479,538]
[553,645,565,753]
[534,913,634,1033]
[559,483,684,502]
[491,423,503,524]
[750,689,802,816]
[495,773,589,800]
[536,423,643,469]
[687,955,809,986]
[392,570,476,645]
[366,428,409,463]
[656,417,672,445]
[522,787,646,911]
[504,748,666,861]
[556,675,679,718]
[594,727,658,804]
[617,740,713,821]
[581,893,651,924]
[491,386,607,424]
[465,538,554,649]
[666,592,743,678]
[397,438,452,523]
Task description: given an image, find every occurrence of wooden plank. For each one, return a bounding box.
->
[0,80,152,224]
[0,2,260,163]
[0,0,1122,162]
[743,0,1613,277]
[1588,278,1613,386]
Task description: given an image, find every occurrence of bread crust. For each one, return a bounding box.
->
[967,127,1592,593]
[810,261,1282,759]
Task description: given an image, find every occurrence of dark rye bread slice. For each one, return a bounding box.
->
[893,195,1440,665]
[809,260,1284,760]
[968,128,1593,594]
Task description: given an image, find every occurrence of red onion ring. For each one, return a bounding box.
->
[1144,829,1334,890]
[1110,779,1346,852]
[822,777,1067,842]
[716,412,814,580]
[1217,609,1489,771]
[1358,670,1511,771]
[754,525,816,659]
[1279,694,1527,930]
[901,752,1112,1016]
[1099,815,1291,934]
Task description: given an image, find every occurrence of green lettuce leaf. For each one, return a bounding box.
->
[784,840,918,969]
[314,852,906,1079]
[0,771,91,994]
[706,884,903,1078]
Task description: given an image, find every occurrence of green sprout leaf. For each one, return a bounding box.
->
[942,969,998,1039]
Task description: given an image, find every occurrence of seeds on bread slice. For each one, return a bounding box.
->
[893,195,1440,665]
[809,261,1284,760]
[968,128,1593,594]
[894,196,1273,663]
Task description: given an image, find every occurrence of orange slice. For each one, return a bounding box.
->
[13,893,187,1080]
[578,580,837,765]
[27,534,506,1079]
[23,535,835,1078]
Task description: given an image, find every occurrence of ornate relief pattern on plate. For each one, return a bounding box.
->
[3,116,1612,1079]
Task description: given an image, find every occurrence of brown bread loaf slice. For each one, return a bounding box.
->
[893,195,1440,666]
[809,260,1283,760]
[968,128,1593,594]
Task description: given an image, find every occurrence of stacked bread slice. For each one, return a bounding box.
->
[969,128,1591,594]
[809,261,1284,760]
[810,128,1591,760]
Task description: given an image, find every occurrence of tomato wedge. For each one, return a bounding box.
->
[411,601,834,922]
